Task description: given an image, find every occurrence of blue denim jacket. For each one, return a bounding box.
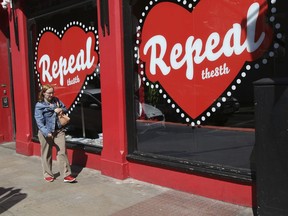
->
[34,97,68,137]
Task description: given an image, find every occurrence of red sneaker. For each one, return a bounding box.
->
[44,176,54,182]
[64,175,76,183]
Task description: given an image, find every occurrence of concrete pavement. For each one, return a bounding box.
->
[0,142,254,216]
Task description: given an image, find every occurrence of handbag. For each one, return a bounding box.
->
[56,100,70,126]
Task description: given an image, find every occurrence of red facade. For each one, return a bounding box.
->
[2,0,284,207]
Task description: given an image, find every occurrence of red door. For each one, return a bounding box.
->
[0,9,15,143]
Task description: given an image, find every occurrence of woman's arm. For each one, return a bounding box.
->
[34,102,50,137]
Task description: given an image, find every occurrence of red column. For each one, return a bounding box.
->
[0,8,13,143]
[8,7,33,155]
[97,0,129,179]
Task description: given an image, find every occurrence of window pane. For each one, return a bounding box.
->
[29,1,103,148]
[128,0,279,173]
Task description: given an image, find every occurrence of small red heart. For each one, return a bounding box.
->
[36,25,99,109]
[140,0,273,120]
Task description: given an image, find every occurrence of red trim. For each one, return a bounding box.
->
[129,163,253,207]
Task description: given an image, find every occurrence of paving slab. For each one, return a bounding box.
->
[0,142,254,216]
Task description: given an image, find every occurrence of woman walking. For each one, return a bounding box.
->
[34,84,76,183]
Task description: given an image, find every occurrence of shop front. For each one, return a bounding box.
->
[1,0,287,207]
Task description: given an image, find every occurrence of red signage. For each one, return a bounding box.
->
[35,24,99,109]
[139,0,274,123]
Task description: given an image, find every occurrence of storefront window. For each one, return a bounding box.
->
[124,0,283,180]
[28,0,103,148]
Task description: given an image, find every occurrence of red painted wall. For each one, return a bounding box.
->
[8,7,33,155]
[0,8,13,143]
[96,0,129,179]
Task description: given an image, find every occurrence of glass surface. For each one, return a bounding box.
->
[127,0,283,172]
[28,1,103,148]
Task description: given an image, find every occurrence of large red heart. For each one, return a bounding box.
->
[36,25,99,109]
[140,0,273,120]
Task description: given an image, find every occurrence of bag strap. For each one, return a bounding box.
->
[55,98,60,108]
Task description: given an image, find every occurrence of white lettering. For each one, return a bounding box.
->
[201,63,230,80]
[67,75,80,86]
[143,3,265,81]
[38,37,95,86]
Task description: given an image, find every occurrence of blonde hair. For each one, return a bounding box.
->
[38,84,54,102]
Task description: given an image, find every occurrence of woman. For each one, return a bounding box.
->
[34,84,76,183]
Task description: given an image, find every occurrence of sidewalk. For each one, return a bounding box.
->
[0,142,254,216]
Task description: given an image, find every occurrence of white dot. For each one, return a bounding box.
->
[181,113,185,118]
[206,112,211,117]
[271,7,277,13]
[246,65,251,70]
[275,23,281,29]
[212,107,216,112]
[197,120,201,125]
[217,102,221,107]
[172,104,175,108]
[241,72,246,77]
[201,116,205,121]
[167,99,171,103]
[274,43,279,49]
[146,82,149,86]
[269,51,274,57]
[270,16,275,22]
[186,118,190,122]
[262,59,268,64]
[188,3,192,8]
[232,85,236,90]
[151,84,154,89]
[159,89,163,93]
[191,122,195,127]
[237,79,241,84]
[254,64,260,69]
[222,97,226,102]
[163,94,167,99]
[176,108,180,113]
[277,33,282,39]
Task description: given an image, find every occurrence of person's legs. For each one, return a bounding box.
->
[53,131,72,178]
[38,131,54,178]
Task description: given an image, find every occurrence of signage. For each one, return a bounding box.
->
[137,0,277,125]
[34,22,99,111]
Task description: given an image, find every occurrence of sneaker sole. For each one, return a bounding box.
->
[63,178,76,183]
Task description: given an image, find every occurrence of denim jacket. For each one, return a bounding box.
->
[34,97,68,137]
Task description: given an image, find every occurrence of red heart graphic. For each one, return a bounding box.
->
[140,0,273,119]
[36,25,99,109]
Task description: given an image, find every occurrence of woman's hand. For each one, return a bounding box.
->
[54,108,63,114]
[47,133,53,138]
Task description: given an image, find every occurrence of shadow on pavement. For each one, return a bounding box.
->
[0,187,27,214]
